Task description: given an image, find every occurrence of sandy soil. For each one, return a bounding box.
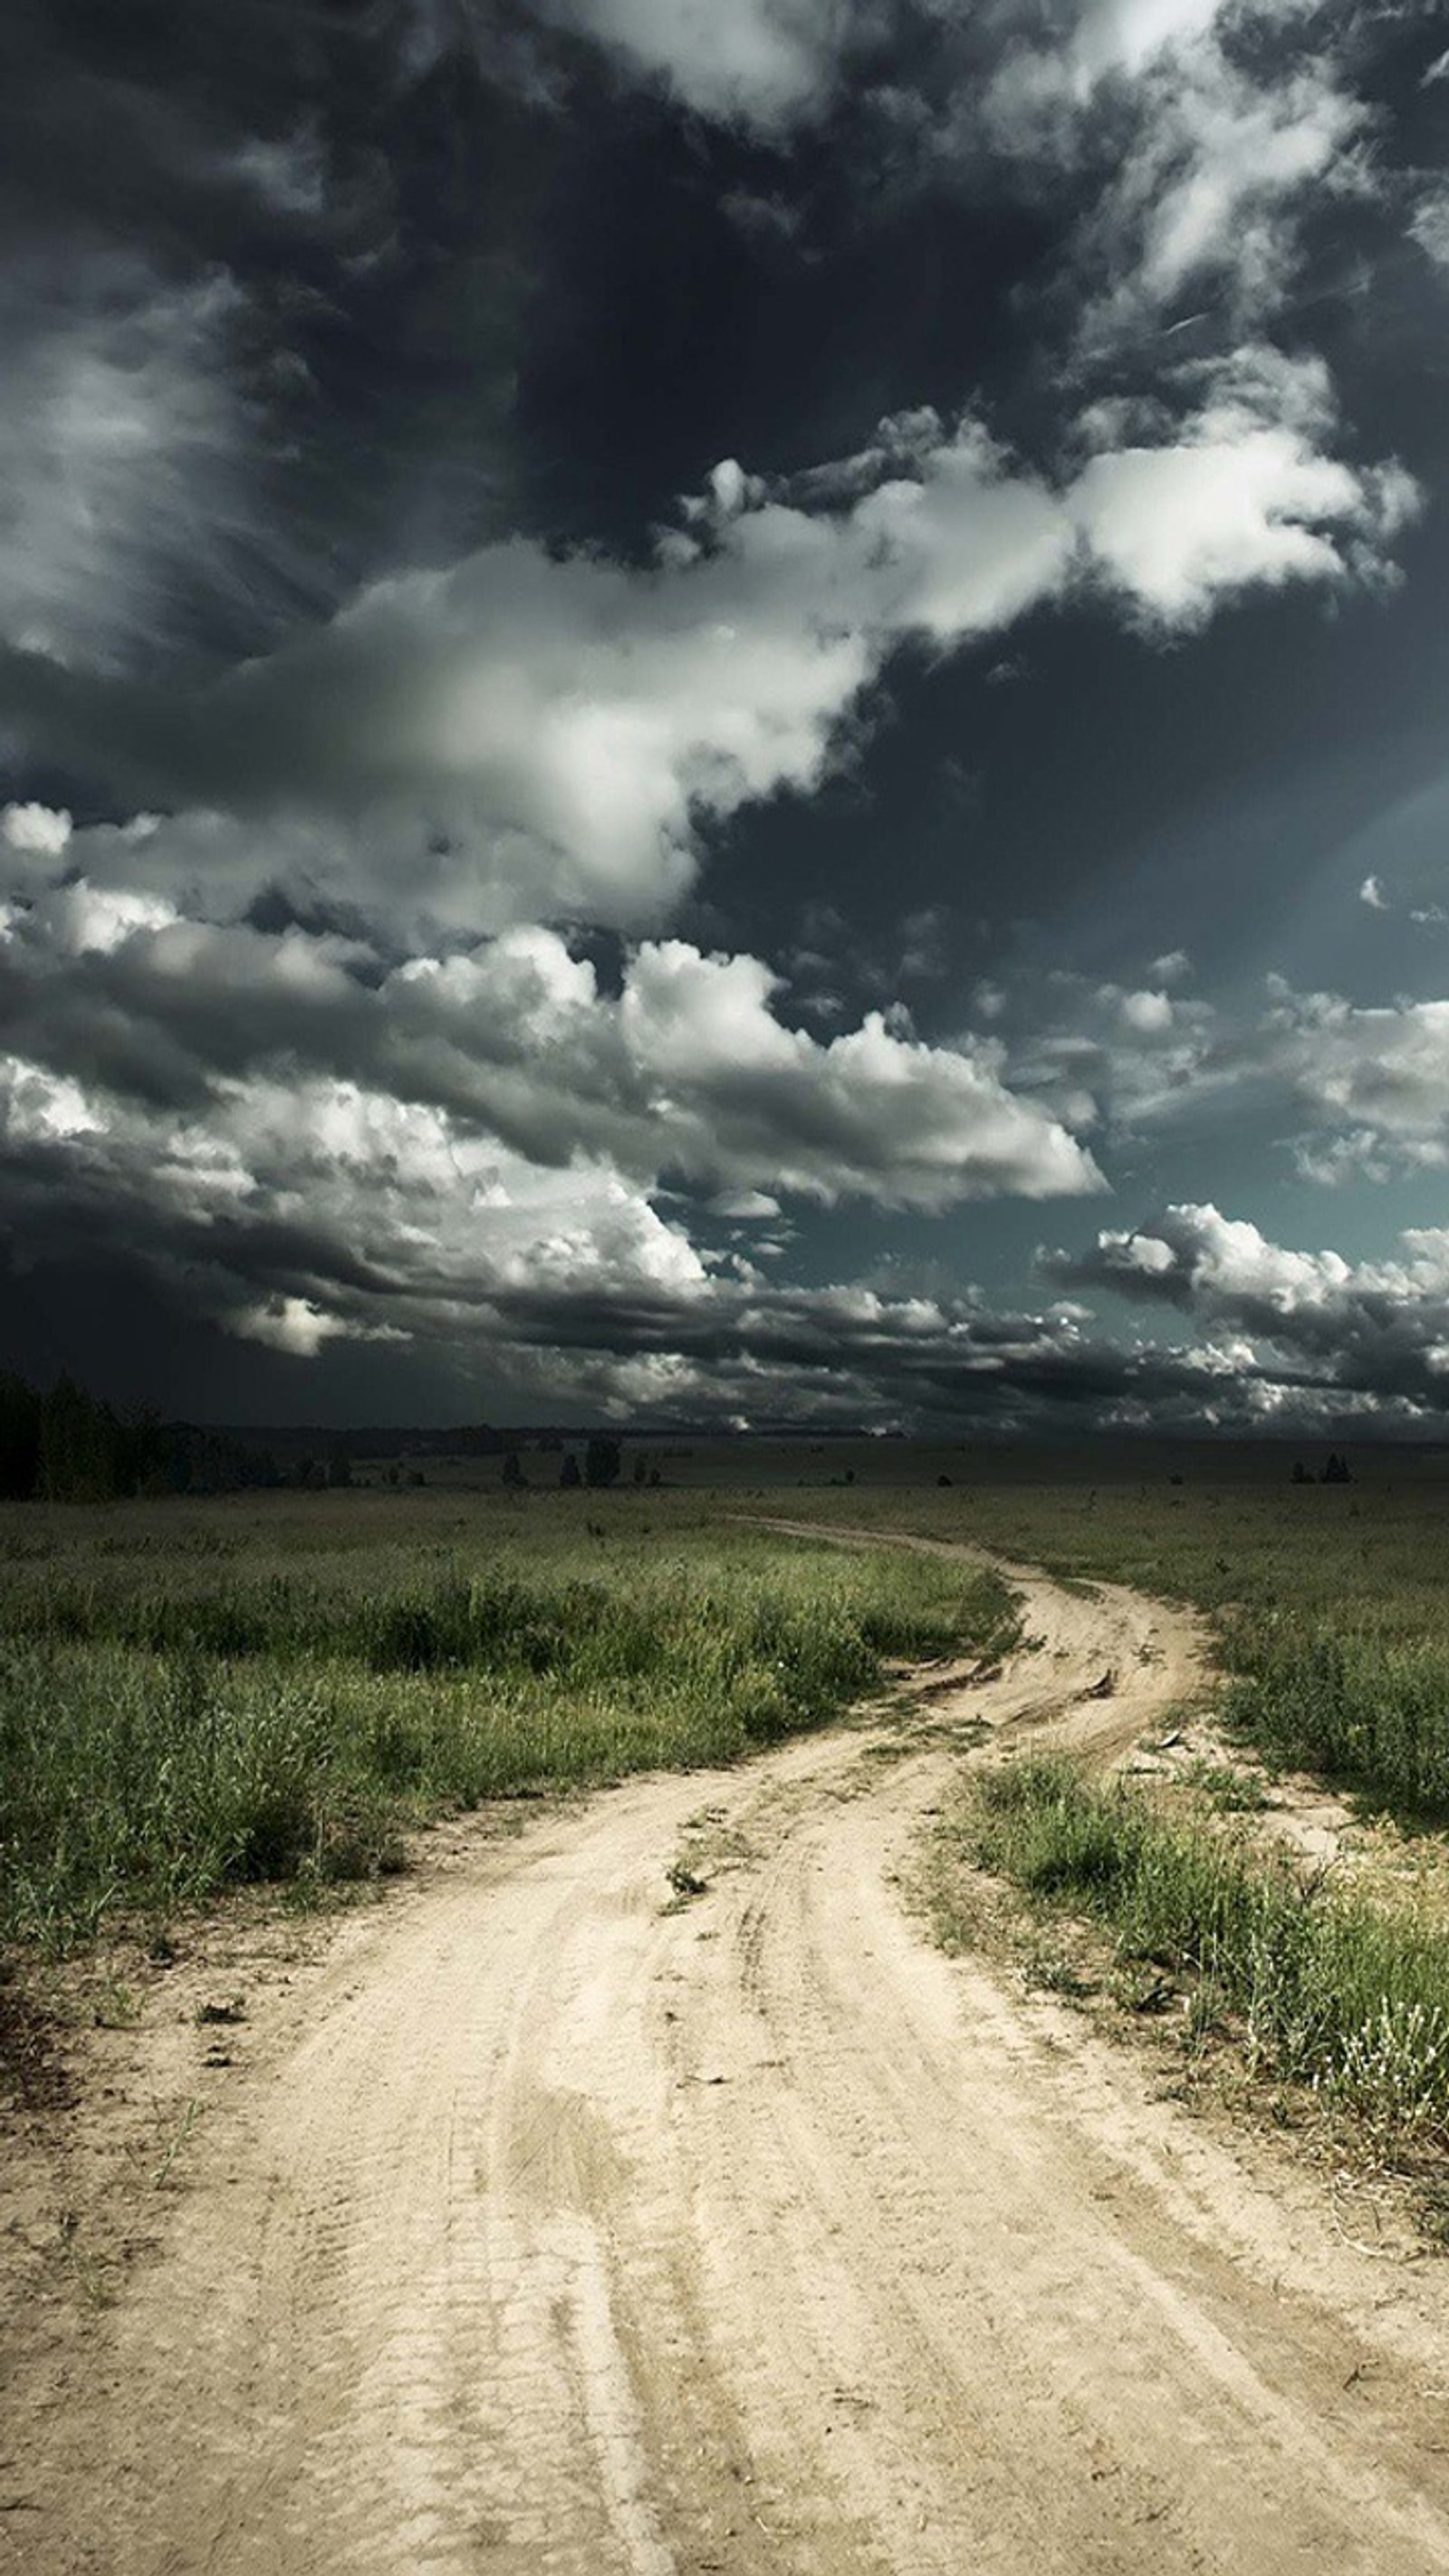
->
[6,1536,1449,2573]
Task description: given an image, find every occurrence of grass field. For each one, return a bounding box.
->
[768,1466,1449,2157]
[956,1757,1449,2139]
[782,1473,1449,1824]
[0,1490,1016,1952]
[6,1456,1449,2165]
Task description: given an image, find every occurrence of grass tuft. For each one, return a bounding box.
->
[967,1757,1449,2137]
[1221,1618,1449,1821]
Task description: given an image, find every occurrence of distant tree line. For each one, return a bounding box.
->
[501,1436,660,1492]
[0,1370,282,1502]
[0,1368,669,1504]
[1291,1452,1354,1485]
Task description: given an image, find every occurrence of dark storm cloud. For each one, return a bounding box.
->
[4,901,1447,1431]
[5,1073,1431,1429]
[5,0,1449,1423]
[0,0,542,677]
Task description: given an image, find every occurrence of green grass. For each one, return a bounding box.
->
[0,1495,1017,1951]
[964,1757,1449,2137]
[777,1478,1449,1829]
[1218,1620,1449,1821]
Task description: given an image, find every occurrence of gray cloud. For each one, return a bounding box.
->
[6,1081,1435,1429]
[525,0,882,131]
[0,259,263,676]
[0,884,1101,1208]
[1058,34,1367,355]
[0,0,537,706]
[990,966,1449,1187]
[1044,1202,1449,1418]
[6,937,1448,1430]
[5,364,1412,945]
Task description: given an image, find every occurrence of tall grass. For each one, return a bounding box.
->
[968,1759,1449,2134]
[1219,1615,1449,1820]
[784,1480,1449,1829]
[0,1512,1016,1951]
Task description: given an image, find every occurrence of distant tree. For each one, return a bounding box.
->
[0,1371,41,1498]
[0,1369,280,1502]
[456,1423,502,1456]
[560,1452,582,1489]
[584,1436,621,1489]
[937,1473,953,1487]
[39,1374,120,1502]
[116,1406,169,1497]
[502,1449,525,1489]
[1291,1459,1311,1485]
[1322,1452,1352,1485]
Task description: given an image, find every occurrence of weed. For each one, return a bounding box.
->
[150,2097,203,2191]
[665,1860,709,1901]
[1323,1999,1449,2134]
[968,1759,1449,2139]
[91,1977,140,2030]
[56,2211,117,2311]
[1184,1975,1229,2050]
[1022,1946,1098,2001]
[1185,1762,1270,1814]
[1221,1624,1449,1822]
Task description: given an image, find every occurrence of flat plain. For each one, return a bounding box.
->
[5,1449,1449,2571]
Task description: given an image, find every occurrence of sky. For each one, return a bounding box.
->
[5,0,1449,1436]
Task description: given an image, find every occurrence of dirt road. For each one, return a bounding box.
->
[10,1538,1449,2573]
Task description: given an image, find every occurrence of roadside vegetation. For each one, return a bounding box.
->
[782,1471,1449,2165]
[12,1456,1449,2169]
[0,1495,1017,1952]
[790,1474,1449,1827]
[958,1758,1449,2140]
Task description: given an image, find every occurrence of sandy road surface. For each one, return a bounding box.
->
[10,1535,1449,2574]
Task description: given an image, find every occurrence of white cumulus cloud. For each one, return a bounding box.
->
[2,802,72,860]
[24,369,1411,942]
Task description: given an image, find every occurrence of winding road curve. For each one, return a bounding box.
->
[14,1534,1449,2573]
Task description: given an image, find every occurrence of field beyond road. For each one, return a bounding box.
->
[783,1466,1449,1822]
[7,1470,1449,2570]
[0,1495,1015,1950]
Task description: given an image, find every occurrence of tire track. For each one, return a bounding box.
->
[11,1536,1449,2573]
